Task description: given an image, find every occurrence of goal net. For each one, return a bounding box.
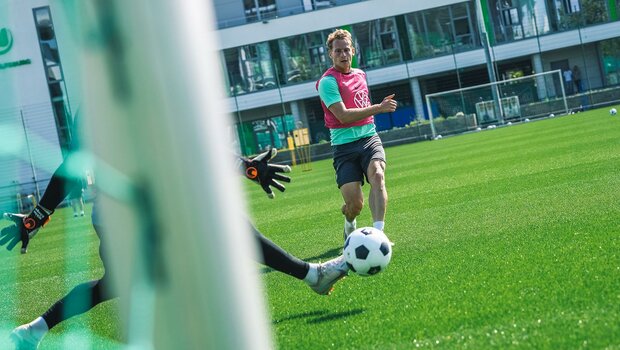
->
[425,70,568,137]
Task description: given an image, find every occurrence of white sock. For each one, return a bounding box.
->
[373,221,385,231]
[303,264,319,284]
[28,317,49,339]
[345,218,357,232]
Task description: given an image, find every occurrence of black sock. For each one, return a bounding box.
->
[42,278,112,329]
[251,224,309,280]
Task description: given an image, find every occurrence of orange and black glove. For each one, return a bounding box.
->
[241,148,291,198]
[1,205,52,254]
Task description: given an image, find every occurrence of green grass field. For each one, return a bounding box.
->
[2,107,620,349]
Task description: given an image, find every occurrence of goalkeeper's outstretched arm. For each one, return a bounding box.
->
[238,148,291,198]
[1,152,85,253]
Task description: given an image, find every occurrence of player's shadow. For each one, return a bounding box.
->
[259,247,342,275]
[303,247,342,262]
[272,308,364,325]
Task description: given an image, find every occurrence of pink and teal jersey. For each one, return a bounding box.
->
[316,67,376,145]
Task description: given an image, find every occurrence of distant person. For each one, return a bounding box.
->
[69,176,85,217]
[563,68,574,95]
[572,65,582,93]
[316,28,397,239]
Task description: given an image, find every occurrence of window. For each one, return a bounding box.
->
[600,38,620,86]
[244,0,277,23]
[352,17,402,69]
[378,18,402,64]
[550,0,608,30]
[224,42,276,95]
[451,3,475,48]
[237,115,296,154]
[405,3,478,58]
[278,30,331,84]
[33,7,72,154]
[562,0,581,13]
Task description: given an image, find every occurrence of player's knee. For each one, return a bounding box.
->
[346,199,364,216]
[370,169,385,188]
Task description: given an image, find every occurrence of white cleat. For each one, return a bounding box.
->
[10,324,42,350]
[307,256,349,295]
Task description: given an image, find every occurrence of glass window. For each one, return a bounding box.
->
[547,0,608,30]
[278,30,331,85]
[405,3,478,59]
[244,0,277,23]
[451,3,476,50]
[378,18,402,64]
[224,42,276,95]
[279,36,311,83]
[352,17,402,69]
[491,0,524,41]
[490,0,553,42]
[600,38,620,86]
[239,115,296,154]
[352,21,382,69]
[405,12,434,59]
[33,6,72,154]
[424,7,454,51]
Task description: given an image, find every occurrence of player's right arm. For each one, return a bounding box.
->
[318,76,397,124]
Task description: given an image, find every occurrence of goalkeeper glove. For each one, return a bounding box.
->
[241,148,291,198]
[1,205,52,254]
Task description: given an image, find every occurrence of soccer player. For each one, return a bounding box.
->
[68,175,85,217]
[316,29,397,238]
[2,130,347,349]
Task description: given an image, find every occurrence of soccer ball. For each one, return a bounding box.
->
[611,108,617,116]
[344,227,392,276]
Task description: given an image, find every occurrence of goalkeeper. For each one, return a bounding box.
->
[3,119,348,349]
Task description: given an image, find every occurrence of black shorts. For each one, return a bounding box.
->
[332,134,385,188]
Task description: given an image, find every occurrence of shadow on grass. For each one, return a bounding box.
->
[303,247,342,262]
[259,247,342,275]
[272,308,365,325]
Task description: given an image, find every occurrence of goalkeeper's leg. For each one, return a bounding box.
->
[251,223,310,280]
[11,223,115,348]
[250,223,347,295]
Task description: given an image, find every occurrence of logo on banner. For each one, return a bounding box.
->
[0,28,13,55]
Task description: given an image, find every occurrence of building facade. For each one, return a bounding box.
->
[0,0,74,212]
[2,0,620,210]
[215,0,620,155]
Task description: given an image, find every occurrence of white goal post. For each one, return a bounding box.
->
[425,70,568,138]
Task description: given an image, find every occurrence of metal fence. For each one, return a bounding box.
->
[0,102,63,213]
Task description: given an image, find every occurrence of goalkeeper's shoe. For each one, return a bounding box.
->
[10,324,43,350]
[307,255,349,295]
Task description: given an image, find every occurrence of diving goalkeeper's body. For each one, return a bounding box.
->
[3,117,348,349]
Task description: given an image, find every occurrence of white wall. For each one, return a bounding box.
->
[542,43,603,89]
[0,0,52,110]
[0,0,63,209]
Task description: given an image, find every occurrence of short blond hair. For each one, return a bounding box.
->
[326,29,353,51]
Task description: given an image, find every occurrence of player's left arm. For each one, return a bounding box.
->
[239,148,291,198]
[1,152,83,254]
[1,205,52,254]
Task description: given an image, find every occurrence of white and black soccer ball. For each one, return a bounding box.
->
[611,108,618,116]
[344,227,392,276]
